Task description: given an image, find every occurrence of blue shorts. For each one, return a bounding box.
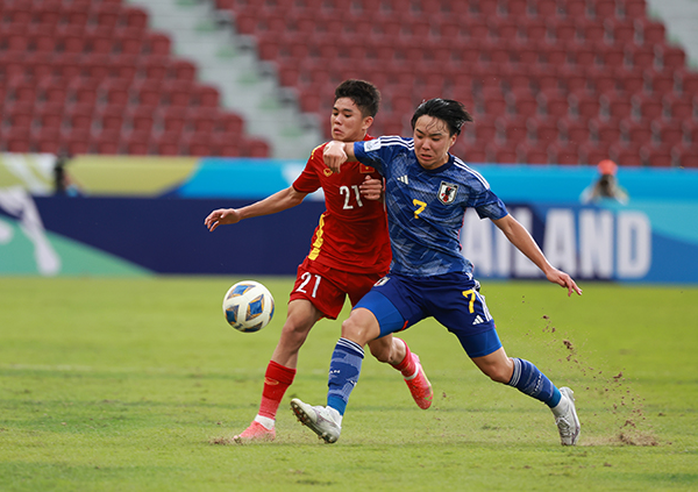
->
[355,272,502,358]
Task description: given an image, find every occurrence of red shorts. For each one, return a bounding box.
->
[289,257,386,320]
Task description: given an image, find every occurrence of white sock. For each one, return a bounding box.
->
[253,415,275,430]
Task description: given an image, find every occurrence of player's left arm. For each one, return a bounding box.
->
[493,214,582,297]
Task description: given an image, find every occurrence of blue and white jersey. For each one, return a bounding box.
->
[354,136,509,277]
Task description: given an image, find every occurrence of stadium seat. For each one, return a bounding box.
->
[663,94,694,120]
[132,78,163,107]
[633,94,664,120]
[489,143,519,164]
[549,142,581,165]
[63,128,91,155]
[101,78,131,106]
[218,112,245,134]
[638,19,666,45]
[676,147,698,168]
[3,127,32,153]
[496,115,529,144]
[610,144,643,166]
[35,103,64,129]
[151,131,182,156]
[571,91,601,119]
[621,118,653,146]
[623,0,647,19]
[95,104,126,132]
[160,106,188,134]
[5,102,35,129]
[518,143,550,164]
[560,117,591,145]
[91,129,121,154]
[529,117,560,144]
[591,118,622,146]
[122,131,151,155]
[603,95,633,121]
[605,18,636,44]
[32,127,62,154]
[678,70,698,95]
[641,145,673,167]
[652,121,684,147]
[645,70,676,95]
[126,106,156,133]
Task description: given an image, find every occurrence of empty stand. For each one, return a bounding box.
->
[0,0,266,156]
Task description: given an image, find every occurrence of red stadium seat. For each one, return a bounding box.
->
[518,143,550,164]
[560,117,591,144]
[645,70,676,95]
[549,142,581,165]
[641,145,673,167]
[570,91,601,119]
[132,78,163,107]
[633,94,664,120]
[122,131,151,155]
[95,104,125,132]
[91,129,121,154]
[5,102,35,129]
[529,117,561,144]
[159,106,188,134]
[638,20,666,45]
[243,137,271,158]
[663,94,694,120]
[603,95,634,120]
[151,131,182,156]
[610,144,643,166]
[35,103,64,129]
[591,118,622,146]
[126,106,156,133]
[652,121,684,147]
[621,118,653,145]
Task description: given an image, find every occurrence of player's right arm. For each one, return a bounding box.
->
[323,141,358,173]
[204,186,307,232]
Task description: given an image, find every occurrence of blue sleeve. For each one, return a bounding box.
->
[353,139,388,176]
[473,189,509,221]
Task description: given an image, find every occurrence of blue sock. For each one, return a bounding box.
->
[326,338,364,415]
[508,358,561,408]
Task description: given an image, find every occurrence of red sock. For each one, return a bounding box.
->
[391,339,416,378]
[258,361,296,420]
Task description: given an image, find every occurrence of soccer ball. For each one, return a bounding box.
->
[222,280,275,333]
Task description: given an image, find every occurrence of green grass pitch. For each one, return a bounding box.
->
[1,277,696,491]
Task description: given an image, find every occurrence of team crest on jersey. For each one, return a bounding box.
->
[323,167,333,177]
[438,181,458,205]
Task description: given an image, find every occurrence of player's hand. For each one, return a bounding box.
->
[323,141,348,173]
[359,175,383,201]
[546,269,583,297]
[204,208,241,232]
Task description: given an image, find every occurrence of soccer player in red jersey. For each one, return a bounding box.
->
[204,80,433,443]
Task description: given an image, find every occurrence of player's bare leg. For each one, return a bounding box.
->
[234,300,321,443]
[368,335,433,409]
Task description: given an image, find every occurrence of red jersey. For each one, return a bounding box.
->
[292,138,391,275]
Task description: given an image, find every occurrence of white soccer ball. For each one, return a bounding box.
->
[222,280,275,333]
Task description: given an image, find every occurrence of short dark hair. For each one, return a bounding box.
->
[334,79,381,118]
[410,98,473,136]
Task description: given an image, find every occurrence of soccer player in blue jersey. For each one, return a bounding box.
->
[290,98,583,446]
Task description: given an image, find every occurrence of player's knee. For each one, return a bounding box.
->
[341,318,370,346]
